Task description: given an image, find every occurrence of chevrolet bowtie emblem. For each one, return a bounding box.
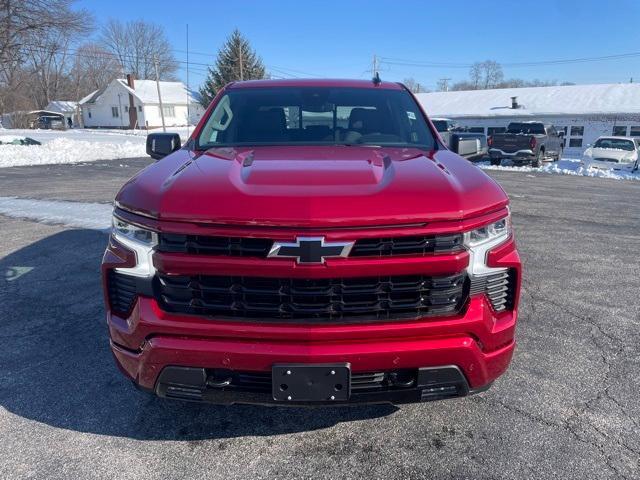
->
[268,237,354,264]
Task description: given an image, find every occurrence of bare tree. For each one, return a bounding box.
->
[469,63,482,89]
[403,77,427,93]
[69,43,122,100]
[100,19,178,80]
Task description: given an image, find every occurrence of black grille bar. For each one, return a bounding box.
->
[469,269,516,312]
[157,233,464,258]
[156,273,468,322]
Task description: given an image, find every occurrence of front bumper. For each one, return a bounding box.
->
[102,221,521,406]
[582,159,637,172]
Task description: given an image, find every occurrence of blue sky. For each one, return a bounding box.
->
[78,0,640,89]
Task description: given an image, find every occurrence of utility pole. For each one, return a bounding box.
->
[438,78,451,92]
[372,54,378,76]
[154,56,166,132]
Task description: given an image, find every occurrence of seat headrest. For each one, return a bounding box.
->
[348,108,383,133]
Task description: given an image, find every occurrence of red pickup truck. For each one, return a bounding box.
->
[102,79,521,406]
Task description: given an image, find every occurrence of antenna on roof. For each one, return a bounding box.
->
[372,72,381,86]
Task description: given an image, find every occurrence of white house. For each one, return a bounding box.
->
[79,78,204,129]
[45,100,79,127]
[416,83,640,157]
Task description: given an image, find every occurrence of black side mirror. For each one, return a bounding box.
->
[146,133,181,160]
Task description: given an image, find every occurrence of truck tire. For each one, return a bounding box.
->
[532,149,543,168]
[555,148,563,162]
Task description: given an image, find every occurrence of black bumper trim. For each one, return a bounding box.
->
[153,365,490,406]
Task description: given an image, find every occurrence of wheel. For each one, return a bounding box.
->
[555,148,563,162]
[490,158,501,166]
[532,150,543,167]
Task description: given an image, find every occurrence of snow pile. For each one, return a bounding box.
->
[478,158,640,181]
[0,197,112,230]
[0,137,146,168]
[0,135,27,143]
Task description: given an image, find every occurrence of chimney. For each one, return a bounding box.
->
[126,73,138,129]
[511,96,519,109]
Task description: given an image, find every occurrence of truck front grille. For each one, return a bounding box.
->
[157,233,464,258]
[156,273,468,322]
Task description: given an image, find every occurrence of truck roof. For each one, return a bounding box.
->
[228,78,404,90]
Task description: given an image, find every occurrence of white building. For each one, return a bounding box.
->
[79,78,204,129]
[45,101,79,127]
[416,83,640,157]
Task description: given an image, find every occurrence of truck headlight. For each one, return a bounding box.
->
[464,211,511,276]
[111,215,157,277]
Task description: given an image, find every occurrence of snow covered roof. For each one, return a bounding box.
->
[79,79,202,106]
[116,79,202,105]
[45,101,78,113]
[415,83,640,118]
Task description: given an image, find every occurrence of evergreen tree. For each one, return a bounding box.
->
[199,29,266,106]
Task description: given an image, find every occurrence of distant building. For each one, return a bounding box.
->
[45,101,79,127]
[416,83,640,156]
[79,77,204,129]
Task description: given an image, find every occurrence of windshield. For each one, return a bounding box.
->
[593,138,635,151]
[506,123,545,134]
[197,87,436,150]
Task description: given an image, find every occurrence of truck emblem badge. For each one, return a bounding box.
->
[268,237,354,264]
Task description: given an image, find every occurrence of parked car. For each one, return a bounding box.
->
[582,136,639,172]
[0,136,41,146]
[103,79,521,406]
[431,117,488,161]
[488,121,563,166]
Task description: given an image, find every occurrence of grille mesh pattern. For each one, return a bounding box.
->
[156,273,468,322]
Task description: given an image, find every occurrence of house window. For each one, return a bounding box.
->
[161,105,175,117]
[569,138,583,148]
[570,126,584,136]
[138,105,142,112]
[629,126,640,137]
[111,106,119,118]
[487,127,506,135]
[124,105,129,113]
[88,109,92,119]
[613,125,627,136]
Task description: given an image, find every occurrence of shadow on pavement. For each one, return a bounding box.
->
[0,229,396,440]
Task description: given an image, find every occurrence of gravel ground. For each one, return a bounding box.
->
[0,160,638,480]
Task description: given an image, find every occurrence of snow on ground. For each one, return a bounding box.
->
[0,126,196,168]
[477,158,640,181]
[0,137,146,168]
[0,197,112,230]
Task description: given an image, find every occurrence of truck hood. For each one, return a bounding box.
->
[116,146,508,227]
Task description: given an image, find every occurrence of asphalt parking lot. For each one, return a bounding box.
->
[0,159,639,480]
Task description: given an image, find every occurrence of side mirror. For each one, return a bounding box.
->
[146,133,181,160]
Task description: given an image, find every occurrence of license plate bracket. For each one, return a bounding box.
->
[272,363,351,402]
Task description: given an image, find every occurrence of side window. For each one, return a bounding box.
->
[629,126,640,137]
[468,127,485,133]
[613,125,627,136]
[487,127,506,135]
[570,126,584,136]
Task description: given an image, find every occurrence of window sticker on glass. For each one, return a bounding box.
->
[407,111,416,120]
